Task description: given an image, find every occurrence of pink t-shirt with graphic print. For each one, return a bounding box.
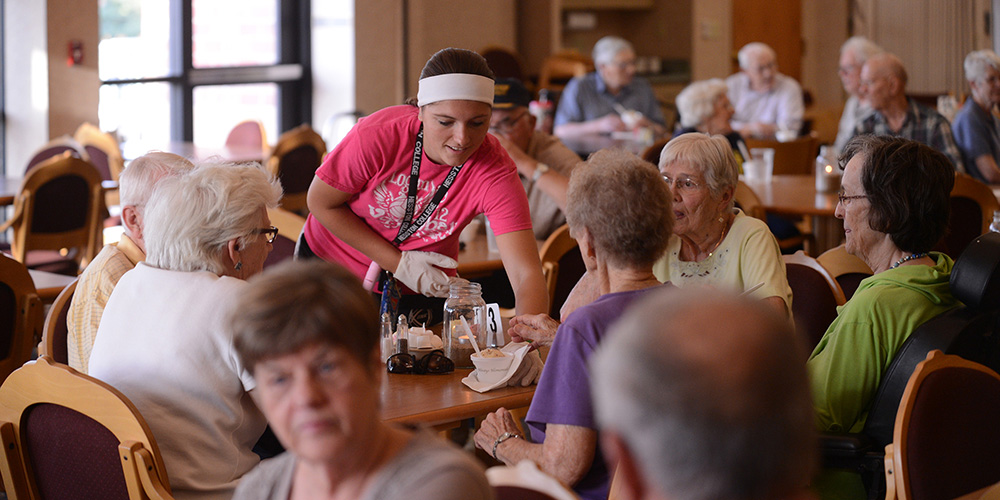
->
[303,105,532,282]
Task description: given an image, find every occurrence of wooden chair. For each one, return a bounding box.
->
[26,135,90,172]
[74,122,123,182]
[640,137,670,166]
[816,244,873,301]
[225,119,268,153]
[537,53,592,96]
[0,356,173,499]
[734,181,815,254]
[267,124,326,215]
[0,254,44,385]
[263,207,306,269]
[39,278,78,365]
[744,132,819,176]
[783,251,846,354]
[883,350,1000,500]
[0,153,104,274]
[936,173,1000,259]
[487,460,579,500]
[538,225,582,317]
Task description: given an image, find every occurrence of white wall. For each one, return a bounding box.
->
[312,0,356,138]
[4,0,48,176]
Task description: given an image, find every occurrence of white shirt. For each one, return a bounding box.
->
[727,72,805,134]
[90,263,266,500]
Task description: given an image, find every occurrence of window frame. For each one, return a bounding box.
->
[99,0,312,142]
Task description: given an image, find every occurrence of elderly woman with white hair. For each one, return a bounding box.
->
[89,162,282,500]
[475,149,674,500]
[553,36,666,138]
[952,49,1000,183]
[674,78,750,164]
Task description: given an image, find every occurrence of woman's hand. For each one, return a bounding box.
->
[509,313,560,346]
[394,251,456,297]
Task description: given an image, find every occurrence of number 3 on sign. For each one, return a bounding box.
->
[486,303,502,346]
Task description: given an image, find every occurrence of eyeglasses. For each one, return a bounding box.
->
[663,174,702,192]
[837,193,867,205]
[386,349,455,375]
[256,226,278,243]
[489,111,529,133]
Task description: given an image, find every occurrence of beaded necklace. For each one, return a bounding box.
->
[890,252,928,269]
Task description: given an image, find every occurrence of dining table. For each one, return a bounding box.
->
[742,174,844,254]
[28,269,76,303]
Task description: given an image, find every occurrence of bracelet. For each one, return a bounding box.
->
[492,431,522,460]
[531,163,550,182]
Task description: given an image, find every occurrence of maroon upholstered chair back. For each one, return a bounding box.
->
[276,145,321,195]
[0,281,16,361]
[494,485,561,500]
[23,403,131,500]
[82,145,114,181]
[899,359,1000,499]
[785,262,841,353]
[27,145,84,172]
[835,272,870,301]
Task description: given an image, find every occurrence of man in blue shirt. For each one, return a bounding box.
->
[553,36,666,139]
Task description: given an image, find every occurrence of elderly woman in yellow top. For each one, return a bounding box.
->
[510,133,790,344]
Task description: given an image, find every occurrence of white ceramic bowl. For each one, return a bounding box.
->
[471,352,514,385]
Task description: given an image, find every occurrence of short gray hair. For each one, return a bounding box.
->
[659,133,739,208]
[591,288,817,500]
[676,79,729,128]
[592,36,633,66]
[737,42,776,69]
[143,162,282,274]
[119,152,195,237]
[964,49,1000,83]
[840,36,883,64]
[565,149,672,269]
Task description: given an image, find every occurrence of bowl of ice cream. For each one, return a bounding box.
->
[470,347,514,385]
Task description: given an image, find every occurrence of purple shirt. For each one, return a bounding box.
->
[526,284,673,500]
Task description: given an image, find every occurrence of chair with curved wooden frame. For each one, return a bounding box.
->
[883,350,1000,500]
[0,254,44,385]
[73,122,123,182]
[744,132,819,176]
[26,135,90,172]
[225,120,269,153]
[938,172,1000,258]
[39,278,78,365]
[267,124,326,215]
[538,53,592,96]
[0,153,104,273]
[0,356,173,499]
[263,207,306,269]
[816,244,873,301]
[783,251,846,353]
[537,224,581,318]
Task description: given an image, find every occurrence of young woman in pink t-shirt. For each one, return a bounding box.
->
[300,48,547,324]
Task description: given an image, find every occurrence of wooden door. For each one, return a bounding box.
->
[732,0,802,80]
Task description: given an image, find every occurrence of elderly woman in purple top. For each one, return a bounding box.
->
[473,148,674,500]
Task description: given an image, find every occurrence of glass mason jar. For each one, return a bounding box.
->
[443,279,488,368]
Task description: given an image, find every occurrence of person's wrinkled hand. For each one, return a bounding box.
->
[473,407,522,456]
[507,349,543,387]
[393,251,456,297]
[508,313,559,346]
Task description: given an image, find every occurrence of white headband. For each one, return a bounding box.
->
[417,74,495,107]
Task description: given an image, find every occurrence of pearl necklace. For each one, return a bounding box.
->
[890,252,928,269]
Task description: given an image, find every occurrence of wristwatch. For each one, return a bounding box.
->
[531,163,550,182]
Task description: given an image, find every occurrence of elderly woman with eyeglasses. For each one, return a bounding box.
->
[808,135,960,497]
[231,260,492,500]
[89,162,282,499]
[512,133,791,344]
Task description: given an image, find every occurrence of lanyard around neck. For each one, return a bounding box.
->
[393,125,464,246]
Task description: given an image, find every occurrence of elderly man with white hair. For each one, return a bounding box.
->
[834,36,883,153]
[589,288,817,500]
[66,151,194,374]
[553,36,666,139]
[952,49,1000,183]
[726,42,805,139]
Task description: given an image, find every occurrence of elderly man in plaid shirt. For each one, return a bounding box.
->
[849,52,966,172]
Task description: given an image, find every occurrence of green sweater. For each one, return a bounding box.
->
[807,252,959,433]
